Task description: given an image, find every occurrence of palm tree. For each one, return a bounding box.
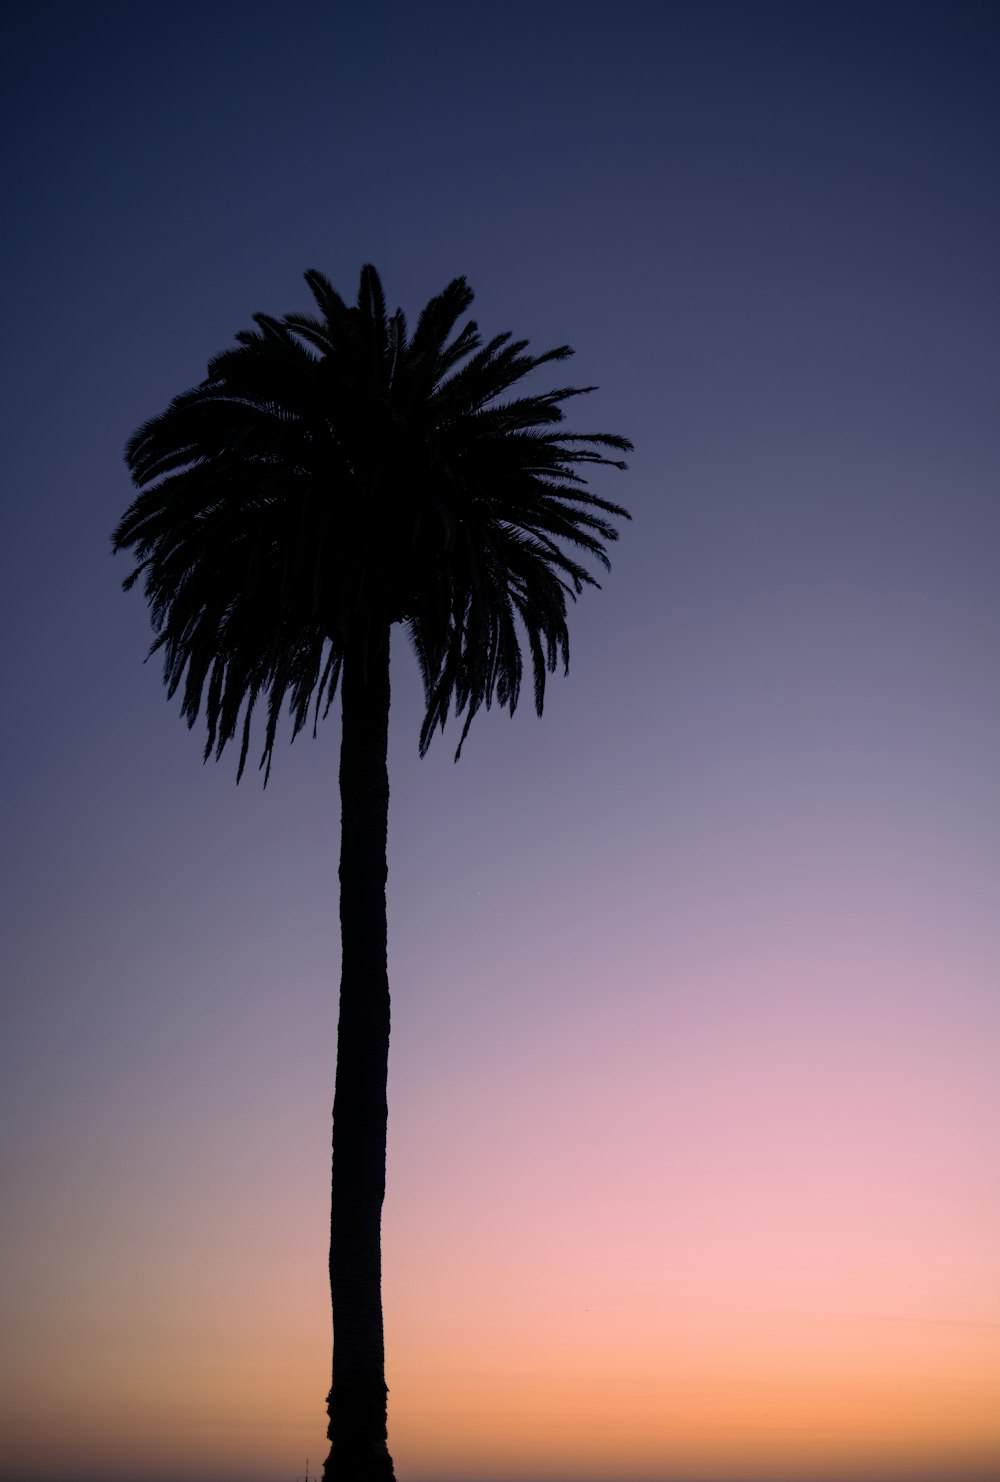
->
[113,265,630,1481]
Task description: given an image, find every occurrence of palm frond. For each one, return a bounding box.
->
[114,265,631,777]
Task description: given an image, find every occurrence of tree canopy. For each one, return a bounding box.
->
[114,265,631,778]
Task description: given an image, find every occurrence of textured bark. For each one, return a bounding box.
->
[323,624,396,1482]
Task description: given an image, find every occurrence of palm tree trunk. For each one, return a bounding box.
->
[324,622,396,1482]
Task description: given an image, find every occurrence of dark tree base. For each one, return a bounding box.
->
[322,1439,395,1482]
[323,1382,396,1482]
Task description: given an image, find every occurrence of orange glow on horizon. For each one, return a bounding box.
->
[389,1313,1000,1481]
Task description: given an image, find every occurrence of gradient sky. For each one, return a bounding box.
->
[1,4,998,1481]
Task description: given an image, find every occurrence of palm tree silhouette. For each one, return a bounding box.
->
[113,265,630,1480]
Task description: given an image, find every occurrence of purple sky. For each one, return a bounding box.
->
[2,4,998,1480]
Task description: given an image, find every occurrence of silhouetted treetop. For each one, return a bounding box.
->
[114,264,631,779]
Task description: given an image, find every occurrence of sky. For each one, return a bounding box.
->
[1,2,998,1480]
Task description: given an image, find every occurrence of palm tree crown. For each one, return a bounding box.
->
[115,265,631,773]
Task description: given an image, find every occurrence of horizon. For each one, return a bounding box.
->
[23,1471,1000,1482]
